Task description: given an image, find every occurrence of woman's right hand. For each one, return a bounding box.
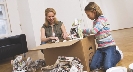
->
[49,37,59,40]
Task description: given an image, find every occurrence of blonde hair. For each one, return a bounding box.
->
[84,2,103,19]
[44,8,58,26]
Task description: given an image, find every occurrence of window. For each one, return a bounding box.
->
[0,0,10,35]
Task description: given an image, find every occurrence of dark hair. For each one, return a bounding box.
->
[84,2,103,19]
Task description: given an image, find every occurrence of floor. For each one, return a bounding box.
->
[0,28,133,72]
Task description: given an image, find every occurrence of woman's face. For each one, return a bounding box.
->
[85,11,95,20]
[46,12,55,24]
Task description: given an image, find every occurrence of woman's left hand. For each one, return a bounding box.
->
[62,33,68,40]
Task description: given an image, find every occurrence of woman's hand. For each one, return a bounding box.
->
[49,37,59,40]
[82,28,90,36]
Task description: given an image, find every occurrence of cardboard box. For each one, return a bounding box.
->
[32,35,96,71]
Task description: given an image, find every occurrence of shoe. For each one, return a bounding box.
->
[116,46,123,59]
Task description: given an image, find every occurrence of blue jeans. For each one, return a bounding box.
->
[40,42,46,54]
[41,42,46,45]
[90,45,121,71]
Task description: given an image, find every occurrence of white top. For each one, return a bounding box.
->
[52,32,55,37]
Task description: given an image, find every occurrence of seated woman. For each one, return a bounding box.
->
[41,8,68,44]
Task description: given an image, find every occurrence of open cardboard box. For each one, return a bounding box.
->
[32,35,96,71]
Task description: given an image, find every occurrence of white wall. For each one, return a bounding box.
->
[6,0,22,35]
[100,0,129,30]
[28,0,45,46]
[17,0,36,49]
[121,0,133,28]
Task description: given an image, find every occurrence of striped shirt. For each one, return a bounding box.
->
[83,15,116,48]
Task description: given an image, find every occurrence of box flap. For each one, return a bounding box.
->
[31,40,79,50]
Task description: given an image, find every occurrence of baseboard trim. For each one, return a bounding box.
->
[112,27,133,31]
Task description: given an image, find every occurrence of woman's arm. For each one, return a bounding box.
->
[61,24,67,34]
[41,28,50,42]
[61,24,68,39]
[41,28,59,42]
